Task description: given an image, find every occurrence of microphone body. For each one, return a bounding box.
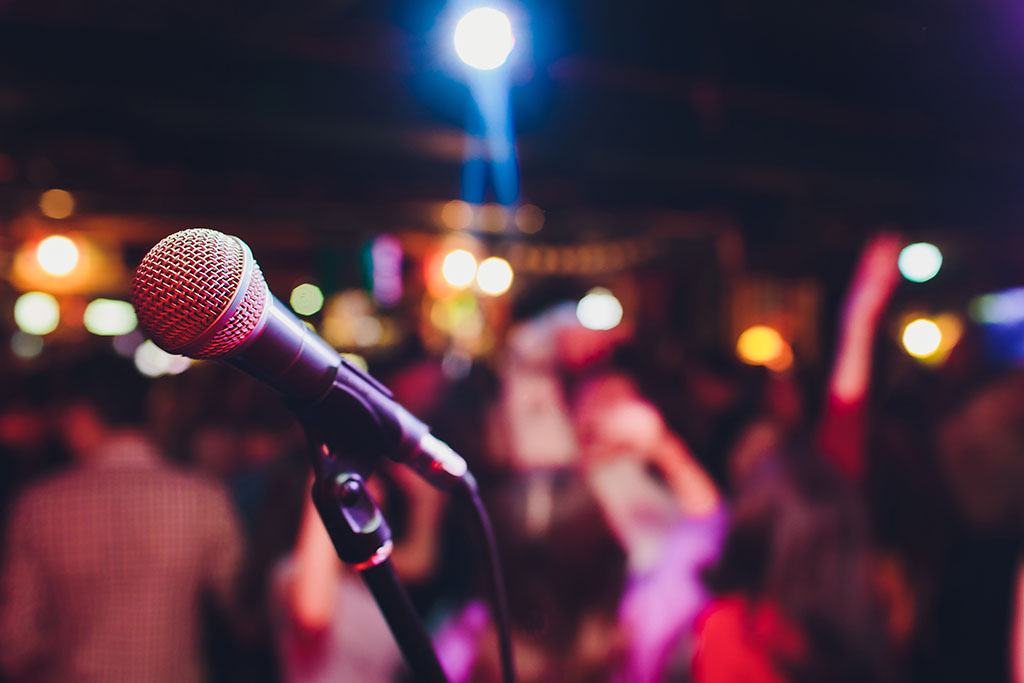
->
[131,228,467,490]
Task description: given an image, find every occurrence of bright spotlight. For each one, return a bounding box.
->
[576,287,623,331]
[902,318,942,358]
[476,256,513,295]
[736,325,785,366]
[290,283,325,316]
[36,235,79,276]
[442,249,478,289]
[454,7,515,70]
[14,292,60,335]
[898,242,942,283]
[83,299,137,336]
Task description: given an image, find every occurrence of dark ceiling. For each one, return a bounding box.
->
[2,0,1024,263]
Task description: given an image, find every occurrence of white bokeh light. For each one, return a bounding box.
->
[454,8,515,70]
[902,318,942,358]
[14,292,60,335]
[898,242,943,283]
[83,299,137,336]
[442,249,478,289]
[476,256,514,295]
[576,288,623,331]
[36,235,79,276]
[133,340,192,377]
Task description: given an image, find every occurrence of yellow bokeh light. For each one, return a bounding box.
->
[736,325,785,366]
[39,189,75,219]
[476,257,514,296]
[36,235,79,276]
[290,283,325,316]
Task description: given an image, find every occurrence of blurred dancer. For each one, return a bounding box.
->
[272,465,446,683]
[694,449,890,683]
[437,472,628,683]
[573,372,724,682]
[0,355,244,683]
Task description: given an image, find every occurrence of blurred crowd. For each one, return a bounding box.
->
[2,234,1024,682]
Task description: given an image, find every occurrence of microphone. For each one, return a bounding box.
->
[131,228,468,490]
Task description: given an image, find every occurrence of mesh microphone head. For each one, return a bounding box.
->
[131,228,269,359]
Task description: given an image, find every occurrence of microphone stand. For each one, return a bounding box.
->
[300,423,449,682]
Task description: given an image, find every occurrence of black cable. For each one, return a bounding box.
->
[360,559,449,683]
[457,474,517,683]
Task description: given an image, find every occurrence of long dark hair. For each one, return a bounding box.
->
[702,444,890,682]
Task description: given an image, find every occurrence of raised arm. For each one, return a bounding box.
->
[278,491,343,633]
[820,232,902,481]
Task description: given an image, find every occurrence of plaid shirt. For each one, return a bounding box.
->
[0,435,243,683]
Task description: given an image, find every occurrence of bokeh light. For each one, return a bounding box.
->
[290,283,325,316]
[454,8,515,70]
[36,235,79,276]
[478,204,509,233]
[969,288,1024,325]
[370,235,403,306]
[14,292,60,335]
[442,249,478,289]
[898,242,943,283]
[736,325,785,366]
[83,299,137,336]
[476,256,514,295]
[38,189,75,219]
[576,287,623,330]
[441,200,474,230]
[133,340,191,377]
[352,316,384,347]
[515,204,544,234]
[765,339,794,373]
[10,332,43,360]
[902,318,942,358]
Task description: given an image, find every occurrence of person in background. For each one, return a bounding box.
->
[572,372,725,682]
[0,353,245,683]
[436,472,628,683]
[819,232,903,482]
[691,233,905,683]
[693,448,890,683]
[271,464,446,683]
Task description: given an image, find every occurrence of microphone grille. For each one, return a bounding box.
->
[131,228,268,359]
